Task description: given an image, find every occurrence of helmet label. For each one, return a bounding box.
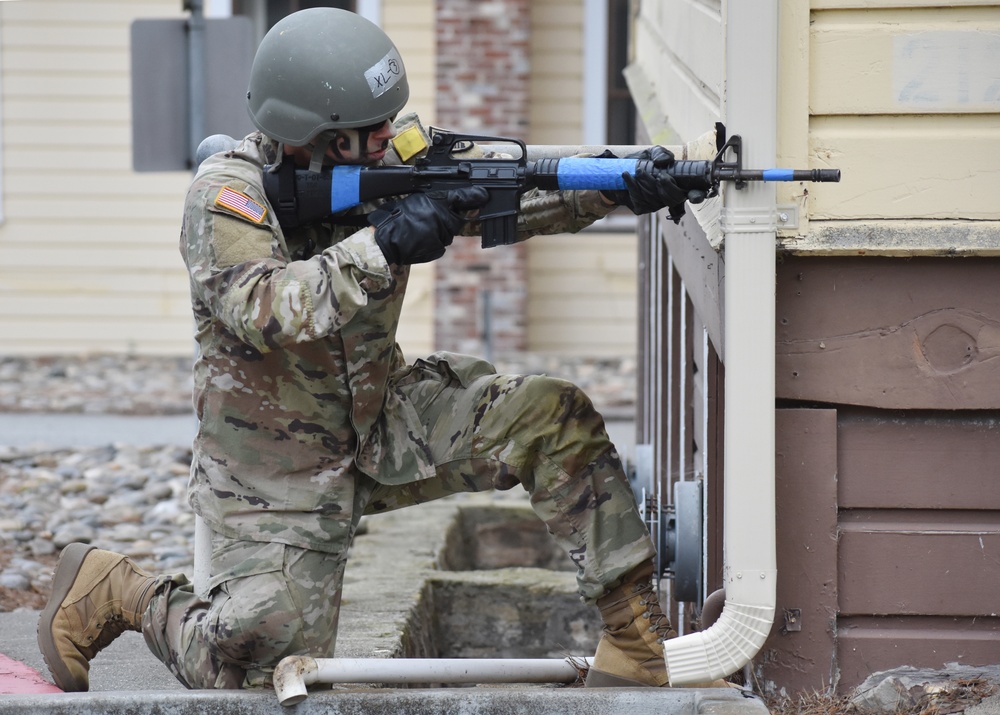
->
[365,47,404,99]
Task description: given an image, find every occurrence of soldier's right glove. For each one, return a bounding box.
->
[371,187,490,265]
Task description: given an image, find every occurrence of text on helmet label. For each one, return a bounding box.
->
[365,47,404,99]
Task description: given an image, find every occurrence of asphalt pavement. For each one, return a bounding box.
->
[0,412,197,449]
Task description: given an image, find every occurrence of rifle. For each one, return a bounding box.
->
[263,127,840,249]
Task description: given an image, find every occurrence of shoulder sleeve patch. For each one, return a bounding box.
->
[215,186,267,224]
[212,213,274,268]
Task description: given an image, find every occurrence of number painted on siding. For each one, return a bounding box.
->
[893,31,1000,109]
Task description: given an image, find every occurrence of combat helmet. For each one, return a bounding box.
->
[247,8,409,168]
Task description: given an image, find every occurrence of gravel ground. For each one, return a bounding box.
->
[0,353,635,418]
[0,352,636,612]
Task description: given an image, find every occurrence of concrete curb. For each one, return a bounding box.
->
[0,685,769,715]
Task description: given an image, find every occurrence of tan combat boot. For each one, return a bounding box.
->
[37,543,157,692]
[585,560,677,687]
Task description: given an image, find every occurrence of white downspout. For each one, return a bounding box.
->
[663,0,778,685]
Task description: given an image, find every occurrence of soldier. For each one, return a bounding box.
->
[37,7,706,693]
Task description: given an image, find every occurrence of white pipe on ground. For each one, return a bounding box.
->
[662,0,779,685]
[272,656,592,706]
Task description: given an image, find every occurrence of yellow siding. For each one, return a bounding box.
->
[630,0,723,144]
[809,114,999,220]
[0,0,637,359]
[813,0,996,8]
[384,0,436,358]
[525,0,637,358]
[806,3,1000,222]
[630,0,1000,245]
[529,0,584,145]
[527,230,638,356]
[0,0,192,356]
[810,7,1000,115]
[0,0,440,358]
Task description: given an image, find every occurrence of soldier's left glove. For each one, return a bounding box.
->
[603,147,704,224]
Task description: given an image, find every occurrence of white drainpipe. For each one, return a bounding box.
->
[662,0,779,685]
[273,656,591,707]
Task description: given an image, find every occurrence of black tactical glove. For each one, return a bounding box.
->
[603,147,706,224]
[371,186,490,265]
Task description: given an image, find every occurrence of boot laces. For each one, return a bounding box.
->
[632,582,676,644]
[81,613,130,659]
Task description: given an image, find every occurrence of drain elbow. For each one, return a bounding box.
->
[663,587,775,685]
[274,655,319,706]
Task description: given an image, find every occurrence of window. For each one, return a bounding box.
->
[583,0,635,146]
[606,0,635,145]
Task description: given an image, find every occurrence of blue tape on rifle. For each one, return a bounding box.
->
[330,165,363,212]
[556,158,635,191]
[762,169,795,181]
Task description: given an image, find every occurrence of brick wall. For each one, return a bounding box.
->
[434,0,530,356]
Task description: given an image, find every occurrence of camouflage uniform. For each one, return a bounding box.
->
[142,119,656,689]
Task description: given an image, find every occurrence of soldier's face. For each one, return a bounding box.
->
[326,119,396,165]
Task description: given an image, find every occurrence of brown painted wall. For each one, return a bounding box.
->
[775,256,1000,410]
[766,256,1000,694]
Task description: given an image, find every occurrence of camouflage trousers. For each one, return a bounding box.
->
[142,358,656,689]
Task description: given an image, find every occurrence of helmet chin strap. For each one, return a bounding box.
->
[308,131,337,172]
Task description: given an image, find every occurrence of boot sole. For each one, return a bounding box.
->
[37,542,97,692]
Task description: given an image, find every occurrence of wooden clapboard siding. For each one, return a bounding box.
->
[775,256,1000,410]
[763,407,1000,695]
[801,2,1000,228]
[526,230,638,356]
[835,407,1000,687]
[0,0,439,358]
[774,256,1000,691]
[763,408,1000,694]
[810,7,1000,116]
[838,415,1000,510]
[812,0,998,9]
[384,0,436,358]
[839,524,1000,616]
[528,0,584,145]
[632,0,1000,700]
[759,408,839,695]
[0,0,192,356]
[836,615,1000,693]
[628,0,722,144]
[524,1,637,357]
[808,114,1000,221]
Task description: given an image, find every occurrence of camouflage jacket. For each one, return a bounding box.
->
[180,121,617,553]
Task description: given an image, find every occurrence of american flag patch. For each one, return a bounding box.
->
[215,187,267,224]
